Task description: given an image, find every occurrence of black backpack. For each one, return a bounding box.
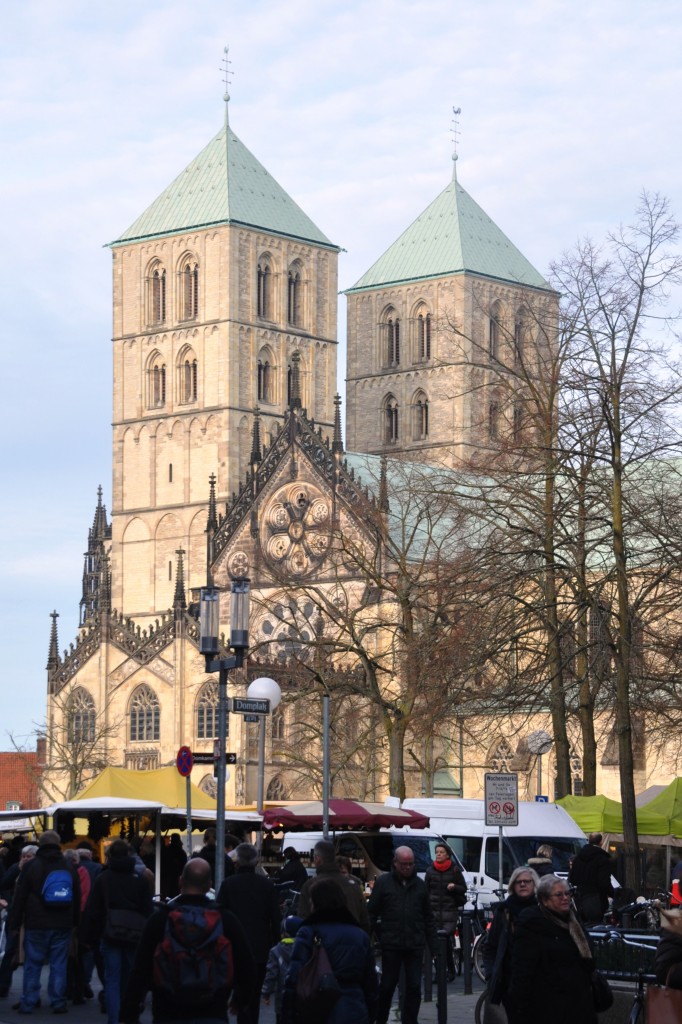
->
[153,905,233,1006]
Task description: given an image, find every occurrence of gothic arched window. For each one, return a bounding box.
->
[257,348,275,404]
[287,264,302,326]
[384,395,399,444]
[417,312,432,361]
[67,688,96,745]
[413,391,429,440]
[178,256,199,321]
[147,353,166,409]
[387,317,400,367]
[196,681,219,740]
[272,705,285,743]
[148,266,166,325]
[257,260,272,319]
[489,302,502,361]
[129,684,160,742]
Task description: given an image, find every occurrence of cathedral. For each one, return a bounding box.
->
[45,95,560,805]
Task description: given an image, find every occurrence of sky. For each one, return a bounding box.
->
[1,0,681,747]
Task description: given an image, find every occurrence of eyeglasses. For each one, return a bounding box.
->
[515,879,533,886]
[549,891,571,900]
[396,859,415,867]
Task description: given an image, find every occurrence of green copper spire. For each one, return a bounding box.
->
[111,125,337,250]
[345,177,549,293]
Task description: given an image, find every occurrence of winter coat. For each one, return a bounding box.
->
[299,865,370,933]
[424,860,466,933]
[284,906,378,1024]
[482,892,537,1005]
[527,856,554,877]
[655,929,682,989]
[506,905,597,1024]
[261,936,295,1014]
[367,866,437,952]
[9,844,80,933]
[217,866,281,964]
[81,854,153,948]
[568,843,614,918]
[277,854,309,892]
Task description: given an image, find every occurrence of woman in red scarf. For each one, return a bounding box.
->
[424,843,467,980]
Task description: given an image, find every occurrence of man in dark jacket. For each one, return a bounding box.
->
[297,840,370,932]
[217,843,281,1024]
[0,844,37,998]
[276,846,308,891]
[121,857,255,1024]
[568,832,614,925]
[195,827,235,887]
[368,845,437,1024]
[9,830,81,1014]
[82,839,153,1024]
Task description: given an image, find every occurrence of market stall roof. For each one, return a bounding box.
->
[74,766,217,811]
[262,799,430,831]
[638,778,682,835]
[558,794,673,836]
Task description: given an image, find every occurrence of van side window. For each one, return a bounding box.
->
[446,836,482,873]
[484,839,515,884]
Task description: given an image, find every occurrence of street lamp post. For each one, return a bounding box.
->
[200,577,250,892]
[247,676,282,851]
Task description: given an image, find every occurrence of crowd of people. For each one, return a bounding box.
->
[1,827,682,1024]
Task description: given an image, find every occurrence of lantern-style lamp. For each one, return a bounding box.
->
[230,577,250,651]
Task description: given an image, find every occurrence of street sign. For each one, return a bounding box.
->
[193,751,237,765]
[484,772,518,826]
[176,745,193,777]
[535,795,549,803]
[232,697,270,715]
[243,714,260,723]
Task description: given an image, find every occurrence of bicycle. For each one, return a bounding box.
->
[453,888,490,982]
[587,927,659,1024]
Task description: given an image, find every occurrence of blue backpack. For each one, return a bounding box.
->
[40,868,74,909]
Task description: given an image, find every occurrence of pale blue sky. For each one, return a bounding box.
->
[1,0,681,746]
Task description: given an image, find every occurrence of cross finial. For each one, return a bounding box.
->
[451,106,462,181]
[221,46,232,127]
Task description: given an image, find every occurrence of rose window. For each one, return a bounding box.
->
[261,484,331,577]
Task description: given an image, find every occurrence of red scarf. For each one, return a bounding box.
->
[433,858,452,872]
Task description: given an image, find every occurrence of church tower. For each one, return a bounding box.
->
[108,98,340,621]
[344,152,556,465]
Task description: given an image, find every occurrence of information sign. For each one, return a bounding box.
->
[484,772,518,826]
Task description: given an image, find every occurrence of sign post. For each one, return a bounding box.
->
[176,745,194,856]
[484,772,518,895]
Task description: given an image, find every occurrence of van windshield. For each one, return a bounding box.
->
[506,836,585,873]
[357,835,458,874]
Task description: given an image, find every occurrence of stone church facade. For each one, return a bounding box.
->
[45,101,612,805]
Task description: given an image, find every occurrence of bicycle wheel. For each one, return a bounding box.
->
[474,989,488,1024]
[473,932,488,982]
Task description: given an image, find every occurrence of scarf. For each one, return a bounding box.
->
[541,905,593,960]
[433,858,452,872]
[505,891,536,919]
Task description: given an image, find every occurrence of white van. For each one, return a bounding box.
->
[281,827,460,882]
[402,798,587,906]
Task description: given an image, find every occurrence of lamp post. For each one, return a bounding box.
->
[200,577,250,891]
[247,676,281,850]
[527,729,553,800]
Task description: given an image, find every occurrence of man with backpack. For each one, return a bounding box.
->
[120,856,255,1024]
[8,830,81,1014]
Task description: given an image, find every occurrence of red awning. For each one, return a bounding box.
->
[262,799,429,831]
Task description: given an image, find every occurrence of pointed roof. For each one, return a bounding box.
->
[111,125,337,249]
[346,177,550,293]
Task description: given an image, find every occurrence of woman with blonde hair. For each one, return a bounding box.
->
[483,866,539,1017]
